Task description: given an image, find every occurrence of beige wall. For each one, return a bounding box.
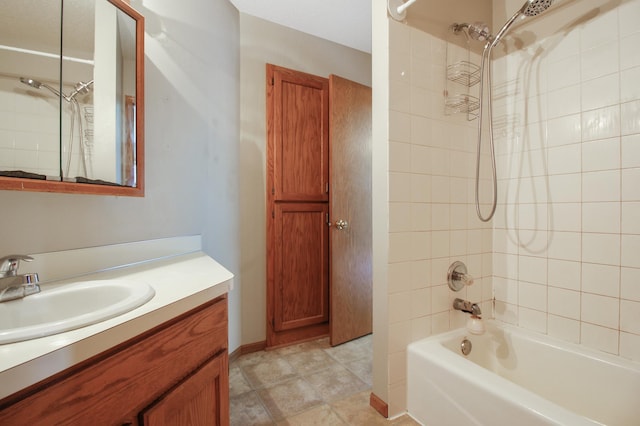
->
[237,13,372,345]
[371,0,390,408]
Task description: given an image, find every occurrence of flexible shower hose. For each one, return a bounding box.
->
[474,42,498,222]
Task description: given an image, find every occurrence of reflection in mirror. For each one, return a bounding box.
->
[0,0,144,196]
[0,0,62,179]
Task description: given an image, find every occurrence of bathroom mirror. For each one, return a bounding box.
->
[0,0,144,196]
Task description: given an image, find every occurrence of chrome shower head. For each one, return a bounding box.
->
[490,0,554,48]
[20,77,42,89]
[520,0,554,17]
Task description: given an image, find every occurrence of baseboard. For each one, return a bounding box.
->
[370,392,388,418]
[229,340,267,363]
[241,340,267,355]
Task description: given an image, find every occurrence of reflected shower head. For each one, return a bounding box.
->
[20,76,92,102]
[19,76,67,100]
[520,0,554,17]
[20,77,42,89]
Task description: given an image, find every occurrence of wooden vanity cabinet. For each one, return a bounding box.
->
[0,295,230,426]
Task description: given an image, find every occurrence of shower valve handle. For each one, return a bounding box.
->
[448,261,474,291]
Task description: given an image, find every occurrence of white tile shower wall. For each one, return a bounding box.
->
[0,78,89,178]
[492,0,640,361]
[0,76,59,176]
[386,20,494,410]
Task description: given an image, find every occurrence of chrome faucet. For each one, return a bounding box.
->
[453,298,482,317]
[0,255,40,302]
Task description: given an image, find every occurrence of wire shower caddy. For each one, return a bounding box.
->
[444,25,480,120]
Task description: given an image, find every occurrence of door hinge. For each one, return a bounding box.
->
[272,210,275,219]
[326,213,331,227]
[325,182,329,193]
[272,187,275,195]
[271,77,274,85]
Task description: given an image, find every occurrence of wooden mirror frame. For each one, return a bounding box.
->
[0,0,145,197]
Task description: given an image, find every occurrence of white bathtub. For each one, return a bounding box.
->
[407,320,640,426]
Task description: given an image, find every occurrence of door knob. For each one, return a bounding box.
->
[335,219,349,230]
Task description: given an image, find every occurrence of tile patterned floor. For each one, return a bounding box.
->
[230,335,420,425]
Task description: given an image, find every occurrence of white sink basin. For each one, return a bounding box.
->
[0,279,155,344]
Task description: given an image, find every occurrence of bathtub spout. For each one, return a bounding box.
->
[453,298,482,317]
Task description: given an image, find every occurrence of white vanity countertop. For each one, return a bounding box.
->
[0,250,233,401]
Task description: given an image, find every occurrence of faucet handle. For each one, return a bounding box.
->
[454,271,474,286]
[0,255,34,278]
[447,261,474,291]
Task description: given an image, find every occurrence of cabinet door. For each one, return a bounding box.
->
[140,352,229,426]
[268,64,329,202]
[273,202,329,331]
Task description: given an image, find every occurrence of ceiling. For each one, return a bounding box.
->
[228,0,372,53]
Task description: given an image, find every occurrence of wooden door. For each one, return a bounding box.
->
[140,353,229,425]
[267,64,330,348]
[329,75,373,346]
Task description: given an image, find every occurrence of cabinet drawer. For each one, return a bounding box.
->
[0,296,228,425]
